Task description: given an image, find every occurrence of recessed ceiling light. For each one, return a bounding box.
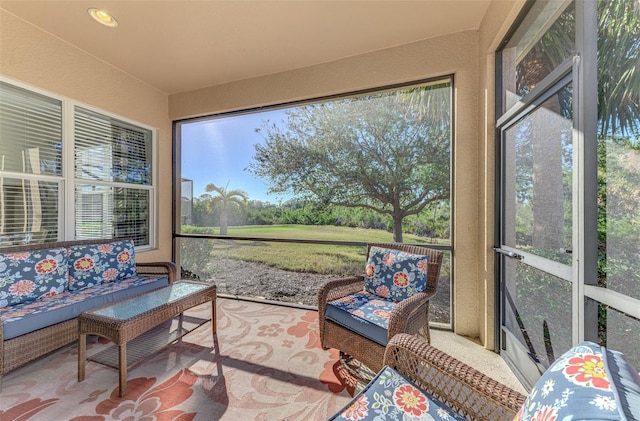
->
[88,8,118,28]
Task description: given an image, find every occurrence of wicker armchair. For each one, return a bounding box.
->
[383,334,526,420]
[318,243,443,373]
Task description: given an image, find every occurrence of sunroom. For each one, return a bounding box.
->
[0,0,639,418]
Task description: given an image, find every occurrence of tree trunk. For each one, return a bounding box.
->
[532,97,565,250]
[392,214,404,243]
[219,208,228,235]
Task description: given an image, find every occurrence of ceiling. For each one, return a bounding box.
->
[1,1,494,95]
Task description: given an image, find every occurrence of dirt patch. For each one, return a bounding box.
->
[194,257,334,306]
[186,257,451,324]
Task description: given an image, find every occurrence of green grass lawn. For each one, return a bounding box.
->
[181,224,449,275]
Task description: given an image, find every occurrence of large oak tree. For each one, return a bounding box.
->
[249,85,451,242]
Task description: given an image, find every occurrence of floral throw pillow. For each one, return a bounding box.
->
[329,365,465,421]
[363,246,428,302]
[68,240,137,291]
[514,341,637,420]
[0,247,69,308]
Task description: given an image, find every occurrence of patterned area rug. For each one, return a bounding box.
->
[0,298,354,420]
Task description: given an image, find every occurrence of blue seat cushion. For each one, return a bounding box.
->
[515,341,640,420]
[328,365,466,420]
[0,275,168,340]
[325,291,395,346]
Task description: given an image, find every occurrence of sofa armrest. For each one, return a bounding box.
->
[384,333,526,421]
[136,261,178,284]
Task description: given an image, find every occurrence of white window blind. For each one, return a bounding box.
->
[74,107,152,185]
[74,185,149,245]
[0,82,62,244]
[0,82,63,176]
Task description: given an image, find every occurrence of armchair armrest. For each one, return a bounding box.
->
[317,275,364,350]
[384,333,526,421]
[387,288,436,342]
[317,275,364,305]
[136,261,178,284]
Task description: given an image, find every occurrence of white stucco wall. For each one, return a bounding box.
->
[476,0,527,347]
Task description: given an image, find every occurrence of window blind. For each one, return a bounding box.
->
[0,81,63,176]
[0,82,61,243]
[75,185,150,245]
[74,106,152,185]
[0,177,59,243]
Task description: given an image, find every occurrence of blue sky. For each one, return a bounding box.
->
[180,108,290,203]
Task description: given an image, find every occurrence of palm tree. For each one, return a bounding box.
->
[401,81,451,125]
[597,0,640,139]
[204,182,248,235]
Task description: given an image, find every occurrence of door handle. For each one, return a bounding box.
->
[493,247,524,260]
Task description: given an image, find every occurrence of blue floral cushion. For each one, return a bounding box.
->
[0,247,68,308]
[68,240,137,291]
[329,365,465,420]
[326,291,396,346]
[514,341,640,420]
[363,246,429,302]
[0,275,168,340]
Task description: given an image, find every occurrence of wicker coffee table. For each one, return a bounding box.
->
[78,281,216,396]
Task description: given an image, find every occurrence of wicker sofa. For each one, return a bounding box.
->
[0,238,176,388]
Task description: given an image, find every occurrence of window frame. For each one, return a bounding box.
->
[0,76,158,250]
[172,76,455,326]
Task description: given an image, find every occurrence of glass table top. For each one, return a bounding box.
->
[89,282,211,320]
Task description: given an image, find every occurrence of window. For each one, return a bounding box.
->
[0,79,156,248]
[74,107,153,245]
[500,1,575,111]
[174,78,453,326]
